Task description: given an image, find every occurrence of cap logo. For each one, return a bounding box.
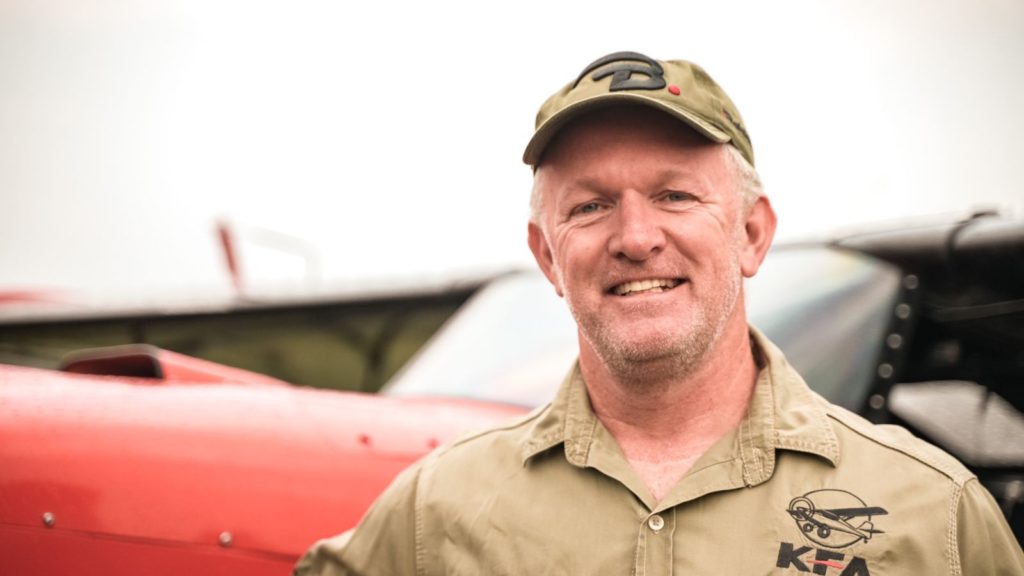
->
[573,51,666,92]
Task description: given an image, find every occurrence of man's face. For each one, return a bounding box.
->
[528,107,774,377]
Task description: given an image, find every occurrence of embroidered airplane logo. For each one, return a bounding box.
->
[787,490,887,549]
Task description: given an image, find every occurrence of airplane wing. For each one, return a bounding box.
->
[820,507,888,520]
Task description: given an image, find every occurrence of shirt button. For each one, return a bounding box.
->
[648,514,665,532]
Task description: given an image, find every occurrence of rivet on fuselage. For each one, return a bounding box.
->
[877,363,894,379]
[219,531,233,547]
[869,394,886,410]
[886,333,903,349]
[42,512,56,528]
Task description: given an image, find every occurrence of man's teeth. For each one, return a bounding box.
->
[612,279,681,296]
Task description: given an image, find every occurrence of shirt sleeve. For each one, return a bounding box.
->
[293,463,422,576]
[956,478,1024,575]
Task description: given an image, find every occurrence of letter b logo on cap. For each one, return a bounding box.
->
[574,51,666,92]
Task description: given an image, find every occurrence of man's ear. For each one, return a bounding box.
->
[528,222,563,297]
[739,196,777,278]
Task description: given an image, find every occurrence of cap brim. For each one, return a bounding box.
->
[522,93,732,166]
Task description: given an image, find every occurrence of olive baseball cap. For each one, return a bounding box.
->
[523,51,753,167]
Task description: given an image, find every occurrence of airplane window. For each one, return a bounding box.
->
[383,272,577,406]
[746,245,903,410]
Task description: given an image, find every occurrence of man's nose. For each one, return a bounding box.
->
[608,194,666,261]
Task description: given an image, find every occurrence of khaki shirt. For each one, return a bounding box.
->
[296,330,1023,575]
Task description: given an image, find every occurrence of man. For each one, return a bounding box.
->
[297,52,1023,575]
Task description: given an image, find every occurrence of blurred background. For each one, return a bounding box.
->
[2,0,1022,304]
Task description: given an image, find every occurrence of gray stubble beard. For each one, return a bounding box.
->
[566,260,743,391]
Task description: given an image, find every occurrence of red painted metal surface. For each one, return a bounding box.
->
[0,362,526,575]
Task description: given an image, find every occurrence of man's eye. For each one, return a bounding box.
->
[665,191,691,202]
[575,202,601,215]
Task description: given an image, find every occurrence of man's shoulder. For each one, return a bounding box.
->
[418,402,553,477]
[757,327,975,487]
[816,395,975,486]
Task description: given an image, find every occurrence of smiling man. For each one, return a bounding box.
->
[296,52,1022,575]
[526,103,774,503]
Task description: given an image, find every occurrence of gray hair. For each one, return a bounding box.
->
[529,143,763,225]
[528,174,545,226]
[723,144,763,213]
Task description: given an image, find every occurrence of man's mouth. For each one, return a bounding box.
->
[610,278,683,296]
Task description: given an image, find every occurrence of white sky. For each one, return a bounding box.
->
[1,0,1022,303]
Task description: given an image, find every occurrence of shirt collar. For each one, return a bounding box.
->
[520,362,594,466]
[739,327,840,485]
[519,327,840,481]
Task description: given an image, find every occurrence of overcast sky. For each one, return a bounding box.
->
[2,0,1022,304]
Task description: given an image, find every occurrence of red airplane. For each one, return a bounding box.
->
[0,345,525,575]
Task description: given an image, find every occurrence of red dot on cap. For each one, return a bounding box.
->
[668,85,681,95]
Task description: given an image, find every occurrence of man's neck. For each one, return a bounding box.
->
[579,322,760,502]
